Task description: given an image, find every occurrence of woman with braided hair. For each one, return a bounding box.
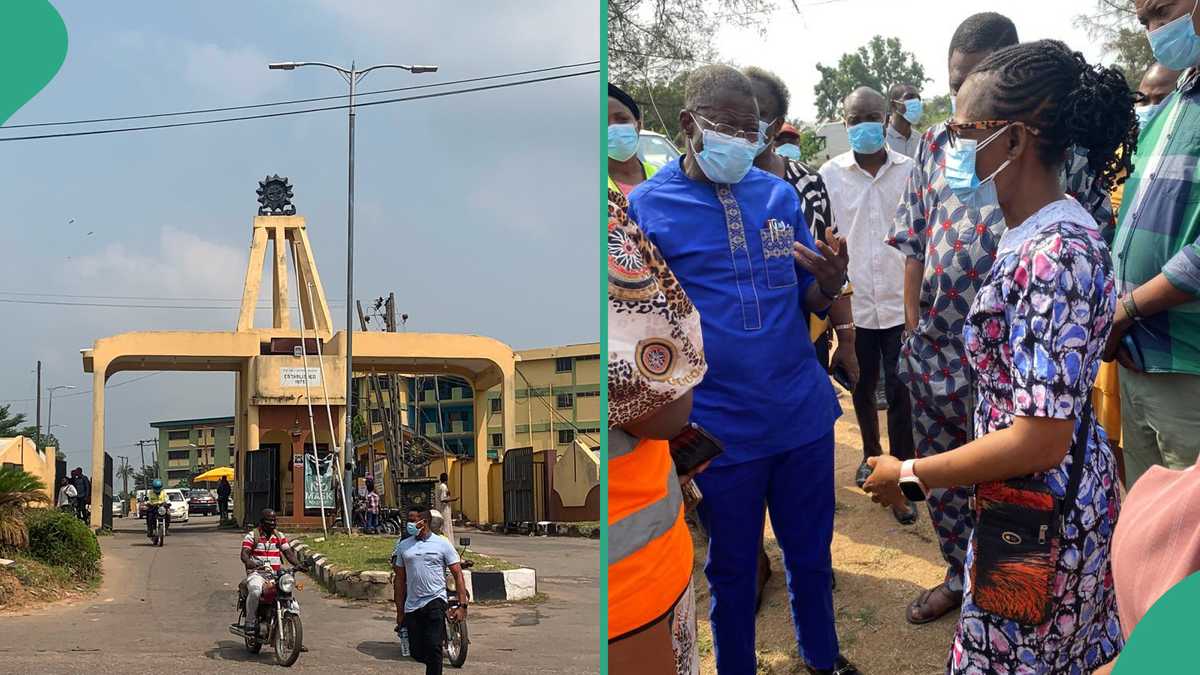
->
[865,39,1136,673]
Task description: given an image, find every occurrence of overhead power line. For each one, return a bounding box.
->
[0,290,347,303]
[1,60,598,129]
[0,69,599,142]
[0,372,162,405]
[0,297,294,310]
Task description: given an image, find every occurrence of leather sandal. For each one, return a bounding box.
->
[906,583,963,625]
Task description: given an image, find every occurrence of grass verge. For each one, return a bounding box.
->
[0,551,101,611]
[299,534,519,572]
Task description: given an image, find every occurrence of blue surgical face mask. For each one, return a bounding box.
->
[1136,101,1168,132]
[943,124,1012,201]
[900,98,924,125]
[608,123,640,161]
[776,143,802,161]
[687,113,760,184]
[847,121,885,154]
[1149,0,1200,70]
[755,119,778,156]
[406,522,420,536]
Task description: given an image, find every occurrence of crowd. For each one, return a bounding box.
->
[608,3,1200,674]
[54,466,92,522]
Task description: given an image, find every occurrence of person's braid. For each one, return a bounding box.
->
[969,40,1138,193]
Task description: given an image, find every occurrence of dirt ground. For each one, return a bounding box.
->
[694,387,957,674]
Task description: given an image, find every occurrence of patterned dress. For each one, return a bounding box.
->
[888,126,1113,594]
[952,199,1123,674]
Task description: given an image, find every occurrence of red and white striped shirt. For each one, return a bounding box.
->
[241,528,291,572]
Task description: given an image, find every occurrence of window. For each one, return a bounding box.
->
[491,433,503,448]
[576,354,600,362]
[576,390,600,398]
[167,430,189,441]
[370,409,383,423]
[490,398,502,413]
[558,430,575,445]
[555,357,573,373]
[556,393,574,409]
[168,450,189,460]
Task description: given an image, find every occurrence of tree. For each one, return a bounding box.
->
[0,404,30,438]
[784,122,827,164]
[813,36,928,122]
[920,94,952,133]
[0,466,49,549]
[133,462,161,491]
[609,0,799,81]
[116,462,135,500]
[617,70,689,141]
[1075,0,1154,89]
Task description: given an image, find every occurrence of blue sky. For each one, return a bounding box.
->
[0,1,600,471]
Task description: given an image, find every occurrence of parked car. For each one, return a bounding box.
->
[638,130,680,169]
[163,488,189,523]
[112,498,126,518]
[188,489,218,516]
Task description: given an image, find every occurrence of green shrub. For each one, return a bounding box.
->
[24,508,101,579]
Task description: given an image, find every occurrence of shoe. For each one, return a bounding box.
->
[875,382,888,410]
[893,499,918,525]
[243,621,258,634]
[806,655,861,675]
[854,461,872,489]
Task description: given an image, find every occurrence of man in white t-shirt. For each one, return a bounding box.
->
[435,473,458,545]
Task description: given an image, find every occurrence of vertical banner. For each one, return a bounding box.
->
[303,454,335,509]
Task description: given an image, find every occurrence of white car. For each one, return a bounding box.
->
[638,130,680,169]
[163,489,190,523]
[112,499,126,518]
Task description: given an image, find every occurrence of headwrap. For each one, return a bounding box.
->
[608,83,641,121]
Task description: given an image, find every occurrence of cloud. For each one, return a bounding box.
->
[182,43,282,100]
[75,227,248,299]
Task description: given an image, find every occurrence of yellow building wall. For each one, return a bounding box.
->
[0,437,55,503]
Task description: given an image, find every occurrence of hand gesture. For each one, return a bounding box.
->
[861,455,906,508]
[793,235,849,297]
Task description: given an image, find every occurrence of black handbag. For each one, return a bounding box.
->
[969,405,1092,626]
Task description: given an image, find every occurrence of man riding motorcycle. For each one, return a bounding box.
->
[240,509,306,634]
[145,479,170,538]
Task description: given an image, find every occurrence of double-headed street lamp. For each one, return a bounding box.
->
[267,59,438,524]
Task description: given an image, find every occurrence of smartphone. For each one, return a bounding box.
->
[830,363,854,392]
[669,423,725,476]
[1122,334,1144,371]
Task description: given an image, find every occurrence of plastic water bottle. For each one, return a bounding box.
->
[398,627,411,657]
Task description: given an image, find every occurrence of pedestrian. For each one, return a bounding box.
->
[393,506,468,675]
[217,475,232,523]
[608,82,659,196]
[743,64,859,611]
[608,186,708,674]
[56,477,77,512]
[70,467,91,522]
[1104,0,1200,488]
[885,11,1114,625]
[885,82,923,158]
[364,477,381,534]
[773,122,803,161]
[435,473,458,546]
[819,86,917,525]
[628,64,859,675]
[866,38,1135,672]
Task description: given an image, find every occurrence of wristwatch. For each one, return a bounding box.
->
[899,459,928,502]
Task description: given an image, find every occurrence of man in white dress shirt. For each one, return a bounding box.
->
[820,86,917,525]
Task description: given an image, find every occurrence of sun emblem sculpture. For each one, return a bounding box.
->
[256,175,296,216]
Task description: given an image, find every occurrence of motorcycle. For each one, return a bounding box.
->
[444,561,471,668]
[147,504,168,546]
[230,566,306,667]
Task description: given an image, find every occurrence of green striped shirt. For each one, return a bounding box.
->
[1113,69,1200,374]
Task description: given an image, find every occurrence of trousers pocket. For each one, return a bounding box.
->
[760,223,797,289]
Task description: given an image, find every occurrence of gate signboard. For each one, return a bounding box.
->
[303,453,335,510]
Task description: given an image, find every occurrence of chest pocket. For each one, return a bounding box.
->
[760,222,797,289]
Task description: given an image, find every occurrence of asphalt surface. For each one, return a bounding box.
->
[0,515,599,673]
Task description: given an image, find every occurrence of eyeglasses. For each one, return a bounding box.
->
[945,120,1041,147]
[688,111,762,144]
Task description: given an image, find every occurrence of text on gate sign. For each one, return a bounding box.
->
[280,367,321,387]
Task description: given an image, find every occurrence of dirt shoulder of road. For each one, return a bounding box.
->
[0,552,100,614]
[694,389,958,674]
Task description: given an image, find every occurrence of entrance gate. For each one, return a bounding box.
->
[502,446,534,524]
[244,445,279,522]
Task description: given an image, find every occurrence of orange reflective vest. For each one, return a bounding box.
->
[608,430,693,640]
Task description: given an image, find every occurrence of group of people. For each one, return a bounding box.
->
[609,3,1200,673]
[54,467,91,522]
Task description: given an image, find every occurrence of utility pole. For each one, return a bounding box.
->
[118,456,130,500]
[35,361,41,447]
[136,440,148,490]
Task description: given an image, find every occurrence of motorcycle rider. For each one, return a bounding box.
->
[145,479,170,538]
[240,508,305,633]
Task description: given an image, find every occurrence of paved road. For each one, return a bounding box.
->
[0,515,599,673]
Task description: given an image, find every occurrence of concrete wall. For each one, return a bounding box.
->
[0,437,55,503]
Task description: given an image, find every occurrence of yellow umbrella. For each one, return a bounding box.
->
[192,466,234,483]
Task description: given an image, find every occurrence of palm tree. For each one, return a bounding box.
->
[116,463,135,501]
[0,466,50,549]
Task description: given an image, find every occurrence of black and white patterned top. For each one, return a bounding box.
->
[783,158,834,243]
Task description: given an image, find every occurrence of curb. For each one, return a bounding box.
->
[472,522,600,539]
[291,540,536,604]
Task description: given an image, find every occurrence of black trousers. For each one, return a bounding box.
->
[852,325,914,462]
[405,598,447,675]
[218,496,229,520]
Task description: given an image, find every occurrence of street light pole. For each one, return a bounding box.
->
[268,59,438,526]
[46,385,75,447]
